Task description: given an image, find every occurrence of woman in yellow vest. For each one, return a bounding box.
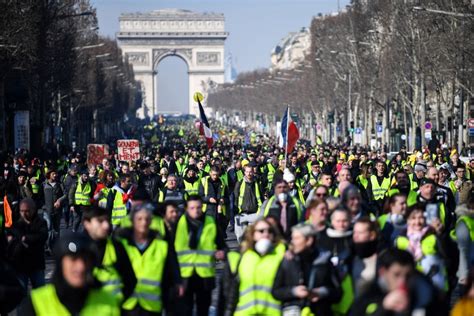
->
[394,204,448,292]
[117,203,183,315]
[223,218,285,315]
[24,232,120,315]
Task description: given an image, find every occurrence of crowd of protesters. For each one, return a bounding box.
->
[0,124,473,316]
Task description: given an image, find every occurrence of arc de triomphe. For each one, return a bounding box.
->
[117,9,228,118]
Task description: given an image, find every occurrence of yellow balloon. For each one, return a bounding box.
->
[193,92,204,102]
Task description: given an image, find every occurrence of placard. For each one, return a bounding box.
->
[14,111,30,151]
[87,144,109,167]
[117,139,140,161]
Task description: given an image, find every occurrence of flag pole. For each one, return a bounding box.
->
[285,105,290,163]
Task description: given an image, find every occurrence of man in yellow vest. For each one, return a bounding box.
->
[82,206,137,303]
[118,203,183,315]
[175,195,226,316]
[233,165,264,242]
[105,175,133,229]
[182,165,201,198]
[367,160,391,215]
[68,168,96,232]
[23,232,120,315]
[199,166,229,236]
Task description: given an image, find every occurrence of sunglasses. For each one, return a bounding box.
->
[255,228,273,234]
[316,193,328,197]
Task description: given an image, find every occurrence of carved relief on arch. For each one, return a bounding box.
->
[196,52,221,65]
[125,52,149,66]
[153,48,193,67]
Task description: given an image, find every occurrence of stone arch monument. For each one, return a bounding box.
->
[117,9,228,118]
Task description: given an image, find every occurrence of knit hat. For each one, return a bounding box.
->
[420,178,436,187]
[414,164,427,173]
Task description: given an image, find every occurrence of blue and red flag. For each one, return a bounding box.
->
[279,106,299,153]
[197,99,213,149]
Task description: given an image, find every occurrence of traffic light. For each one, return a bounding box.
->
[349,121,354,133]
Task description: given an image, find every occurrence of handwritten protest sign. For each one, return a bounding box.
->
[87,144,109,167]
[117,139,140,161]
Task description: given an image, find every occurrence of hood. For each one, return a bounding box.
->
[455,204,474,218]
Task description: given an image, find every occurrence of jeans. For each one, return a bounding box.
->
[17,270,45,295]
[72,206,83,232]
[43,211,61,250]
[63,204,71,228]
[234,212,260,243]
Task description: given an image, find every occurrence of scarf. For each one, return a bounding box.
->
[406,226,429,261]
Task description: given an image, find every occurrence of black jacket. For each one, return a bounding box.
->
[6,214,48,273]
[0,254,24,314]
[272,248,342,316]
[138,173,161,201]
[40,181,66,214]
[199,177,229,217]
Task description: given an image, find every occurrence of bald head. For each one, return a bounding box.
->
[426,167,439,184]
[337,168,352,183]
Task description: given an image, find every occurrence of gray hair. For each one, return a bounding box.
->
[130,203,154,220]
[291,223,316,238]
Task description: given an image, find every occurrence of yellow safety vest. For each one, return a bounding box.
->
[408,174,419,191]
[75,181,92,206]
[201,176,227,215]
[450,215,474,241]
[370,175,390,201]
[263,196,302,221]
[31,284,119,316]
[395,234,448,292]
[31,169,42,194]
[236,170,244,182]
[331,275,354,315]
[111,190,127,226]
[237,181,262,214]
[93,239,123,301]
[174,215,217,278]
[183,179,200,196]
[395,234,438,263]
[357,175,369,189]
[121,238,168,313]
[266,164,276,189]
[234,248,284,316]
[98,187,111,209]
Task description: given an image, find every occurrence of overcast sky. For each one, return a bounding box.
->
[91,0,349,113]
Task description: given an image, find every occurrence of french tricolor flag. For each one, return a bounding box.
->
[197,99,213,148]
[279,106,299,153]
